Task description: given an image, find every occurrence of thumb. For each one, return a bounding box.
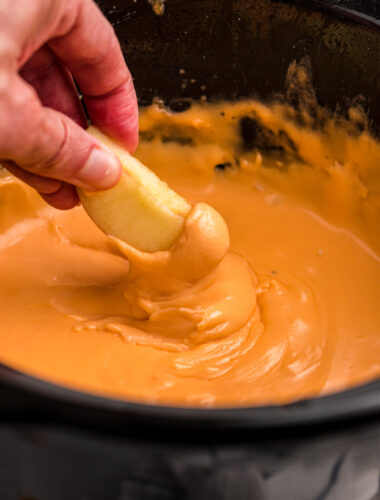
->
[0,74,122,192]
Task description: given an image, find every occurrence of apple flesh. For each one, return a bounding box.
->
[78,127,191,252]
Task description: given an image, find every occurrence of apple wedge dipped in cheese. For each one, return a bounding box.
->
[78,127,191,252]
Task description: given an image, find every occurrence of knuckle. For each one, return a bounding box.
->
[25,114,92,181]
[27,113,70,174]
[54,0,80,38]
[0,77,41,159]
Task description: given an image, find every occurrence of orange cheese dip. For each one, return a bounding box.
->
[0,100,379,406]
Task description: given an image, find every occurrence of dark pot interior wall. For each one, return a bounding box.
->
[96,0,380,134]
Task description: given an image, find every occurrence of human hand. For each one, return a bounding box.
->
[0,0,138,209]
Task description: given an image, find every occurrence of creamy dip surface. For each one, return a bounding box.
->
[0,99,379,406]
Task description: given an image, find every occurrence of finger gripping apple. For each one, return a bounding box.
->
[78,127,191,252]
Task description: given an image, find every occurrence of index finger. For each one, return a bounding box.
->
[49,0,138,151]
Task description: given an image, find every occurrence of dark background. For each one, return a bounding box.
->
[97,0,380,133]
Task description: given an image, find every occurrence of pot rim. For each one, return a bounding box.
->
[2,361,380,431]
[310,0,379,30]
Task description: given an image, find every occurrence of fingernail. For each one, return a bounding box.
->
[76,148,121,190]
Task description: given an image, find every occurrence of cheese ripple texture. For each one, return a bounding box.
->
[0,100,379,406]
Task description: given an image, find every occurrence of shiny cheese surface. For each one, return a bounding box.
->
[0,100,379,406]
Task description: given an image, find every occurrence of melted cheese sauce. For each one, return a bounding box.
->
[0,100,379,406]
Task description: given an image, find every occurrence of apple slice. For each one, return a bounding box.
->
[78,127,191,252]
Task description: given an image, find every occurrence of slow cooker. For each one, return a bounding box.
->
[0,0,379,498]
